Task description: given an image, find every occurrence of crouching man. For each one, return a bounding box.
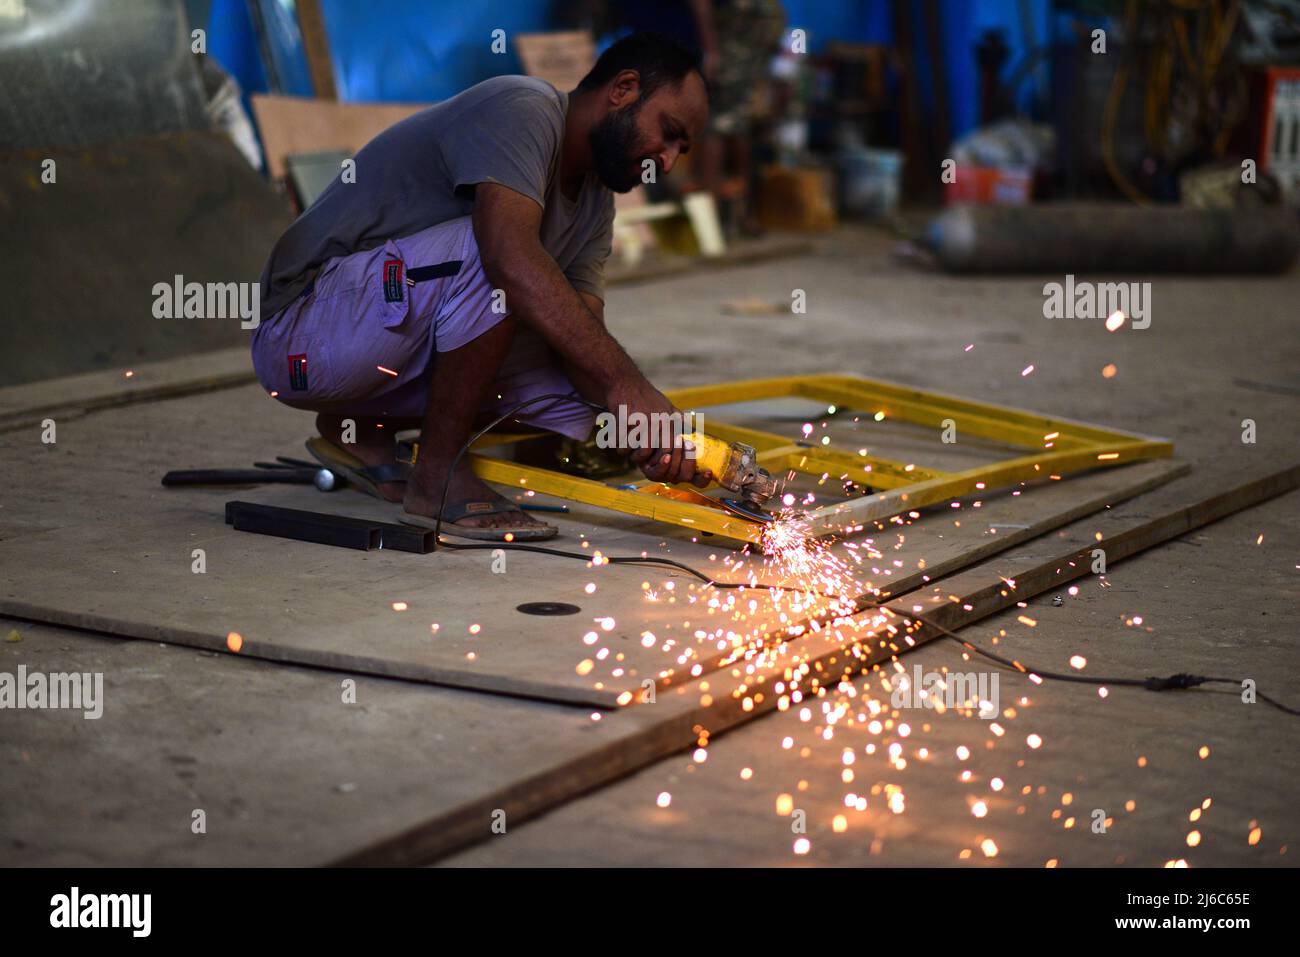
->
[252,33,711,541]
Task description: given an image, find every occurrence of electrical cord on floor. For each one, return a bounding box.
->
[425,394,1300,718]
[428,391,604,551]
[851,596,1300,718]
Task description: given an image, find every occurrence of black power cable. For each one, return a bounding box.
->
[853,596,1300,718]
[427,391,604,550]
[421,394,1299,718]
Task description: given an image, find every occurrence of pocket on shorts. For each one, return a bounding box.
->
[251,315,338,406]
[281,335,337,402]
[375,239,412,330]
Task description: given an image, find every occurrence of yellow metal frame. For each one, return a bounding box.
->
[469,373,1173,545]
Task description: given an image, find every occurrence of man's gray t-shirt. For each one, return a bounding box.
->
[259,76,614,317]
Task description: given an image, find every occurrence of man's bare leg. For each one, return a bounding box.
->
[403,315,548,532]
[315,414,420,502]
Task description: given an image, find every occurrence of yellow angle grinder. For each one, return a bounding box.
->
[680,431,778,522]
[399,426,779,523]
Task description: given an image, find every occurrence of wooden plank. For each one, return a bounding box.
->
[296,0,338,100]
[331,463,1297,866]
[251,95,427,179]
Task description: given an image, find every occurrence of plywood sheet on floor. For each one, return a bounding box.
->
[0,459,1183,708]
[0,619,599,866]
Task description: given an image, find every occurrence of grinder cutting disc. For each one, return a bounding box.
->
[720,498,775,523]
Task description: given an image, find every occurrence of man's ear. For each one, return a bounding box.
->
[609,68,641,108]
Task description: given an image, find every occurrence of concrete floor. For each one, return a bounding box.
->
[1,225,1297,866]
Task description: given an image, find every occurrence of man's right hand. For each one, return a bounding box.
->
[606,376,710,487]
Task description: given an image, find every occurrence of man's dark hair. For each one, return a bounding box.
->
[574,31,703,100]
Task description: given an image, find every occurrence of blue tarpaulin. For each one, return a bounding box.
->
[208,0,1057,140]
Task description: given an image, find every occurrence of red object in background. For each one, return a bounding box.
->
[944,165,1034,205]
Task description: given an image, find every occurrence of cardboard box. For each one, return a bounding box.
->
[758,166,837,231]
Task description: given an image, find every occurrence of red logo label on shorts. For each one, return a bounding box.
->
[383,259,404,303]
[287,353,308,391]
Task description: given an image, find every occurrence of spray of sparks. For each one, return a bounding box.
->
[556,412,1268,865]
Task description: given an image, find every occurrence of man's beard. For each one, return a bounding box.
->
[589,101,650,193]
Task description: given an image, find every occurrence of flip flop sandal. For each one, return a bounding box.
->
[304,436,410,500]
[400,498,558,542]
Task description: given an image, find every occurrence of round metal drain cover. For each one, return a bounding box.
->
[516,601,581,616]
